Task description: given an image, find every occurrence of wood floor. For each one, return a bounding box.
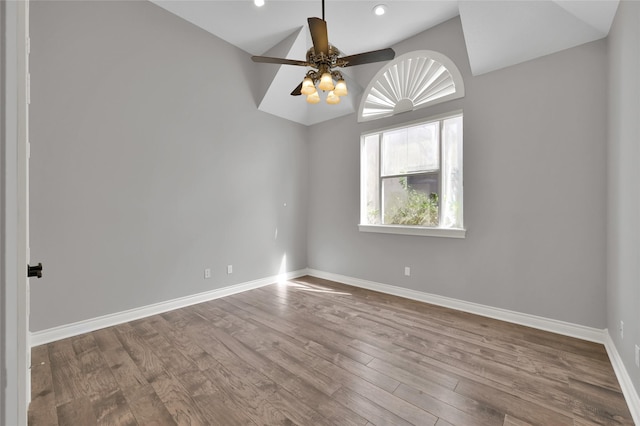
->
[28,276,634,426]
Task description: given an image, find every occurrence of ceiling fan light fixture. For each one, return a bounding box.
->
[254,0,265,7]
[250,0,395,104]
[306,91,321,104]
[301,77,316,95]
[326,91,341,105]
[334,79,348,96]
[318,72,335,91]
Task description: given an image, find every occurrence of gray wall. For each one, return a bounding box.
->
[607,0,640,399]
[308,17,608,328]
[29,1,309,331]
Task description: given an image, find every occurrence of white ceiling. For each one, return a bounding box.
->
[151,0,619,125]
[459,0,619,75]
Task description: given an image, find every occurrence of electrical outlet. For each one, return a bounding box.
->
[620,321,624,339]
[635,345,639,368]
[227,264,233,274]
[204,268,211,279]
[404,266,411,276]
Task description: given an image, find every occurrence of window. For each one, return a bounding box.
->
[360,113,464,238]
[358,50,465,122]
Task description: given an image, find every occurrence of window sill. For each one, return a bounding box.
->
[358,224,466,238]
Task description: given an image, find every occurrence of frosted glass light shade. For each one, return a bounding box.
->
[334,79,348,96]
[301,77,316,95]
[306,91,321,104]
[326,91,340,104]
[318,73,334,91]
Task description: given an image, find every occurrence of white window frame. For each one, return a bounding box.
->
[359,111,465,238]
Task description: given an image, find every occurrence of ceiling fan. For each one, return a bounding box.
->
[251,0,395,105]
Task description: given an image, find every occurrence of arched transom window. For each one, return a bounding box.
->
[358,50,465,122]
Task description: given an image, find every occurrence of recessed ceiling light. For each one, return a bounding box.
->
[254,0,265,7]
[373,4,387,16]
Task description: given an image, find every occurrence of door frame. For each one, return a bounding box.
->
[2,0,30,425]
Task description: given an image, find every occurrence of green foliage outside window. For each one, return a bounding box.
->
[385,177,439,226]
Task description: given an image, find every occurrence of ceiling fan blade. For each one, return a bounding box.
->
[291,82,303,96]
[308,17,329,56]
[339,48,396,67]
[251,56,309,67]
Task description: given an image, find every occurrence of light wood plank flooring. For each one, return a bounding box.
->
[28,276,634,425]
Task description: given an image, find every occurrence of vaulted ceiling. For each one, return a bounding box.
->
[151,0,619,125]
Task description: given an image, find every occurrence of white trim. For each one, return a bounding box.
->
[306,269,605,344]
[30,269,307,347]
[2,1,30,424]
[603,330,640,424]
[361,110,464,137]
[359,224,466,238]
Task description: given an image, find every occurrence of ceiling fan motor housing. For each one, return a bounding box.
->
[306,45,341,69]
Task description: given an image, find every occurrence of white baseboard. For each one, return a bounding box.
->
[604,330,640,424]
[306,269,605,343]
[31,268,605,347]
[29,269,308,347]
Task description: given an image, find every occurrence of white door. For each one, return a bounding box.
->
[2,0,31,425]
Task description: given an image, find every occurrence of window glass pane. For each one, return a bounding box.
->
[382,174,439,226]
[362,134,381,224]
[441,115,463,228]
[381,122,439,176]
